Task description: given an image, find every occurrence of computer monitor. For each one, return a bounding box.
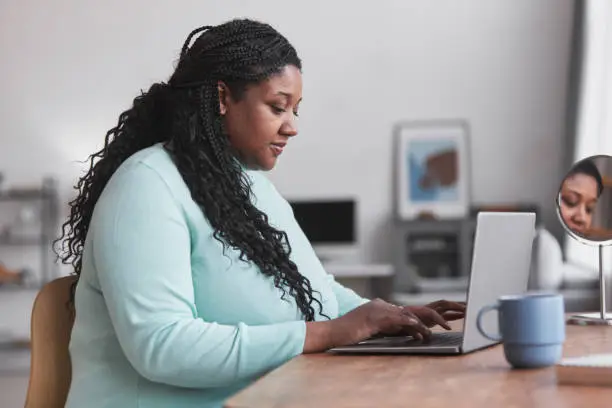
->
[288,199,357,263]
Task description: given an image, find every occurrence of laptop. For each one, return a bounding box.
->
[328,212,536,355]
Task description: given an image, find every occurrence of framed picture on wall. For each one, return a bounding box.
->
[393,119,472,220]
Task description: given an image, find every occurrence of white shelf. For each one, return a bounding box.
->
[393,291,467,306]
[324,263,394,278]
[0,288,37,346]
[0,348,30,374]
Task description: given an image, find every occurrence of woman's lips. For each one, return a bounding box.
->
[271,143,286,156]
[568,222,586,234]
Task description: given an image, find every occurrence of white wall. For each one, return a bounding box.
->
[0,0,574,270]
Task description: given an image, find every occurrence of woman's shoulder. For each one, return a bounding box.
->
[116,143,176,176]
[114,143,180,181]
[100,143,191,206]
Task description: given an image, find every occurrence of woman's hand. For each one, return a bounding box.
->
[406,300,466,328]
[304,298,432,353]
[378,299,466,339]
[303,298,467,353]
[337,298,435,343]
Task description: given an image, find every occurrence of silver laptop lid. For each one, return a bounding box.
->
[460,212,536,353]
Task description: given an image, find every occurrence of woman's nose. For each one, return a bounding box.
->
[280,117,298,137]
[573,205,588,224]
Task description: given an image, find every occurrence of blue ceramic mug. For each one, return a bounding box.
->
[476,292,566,368]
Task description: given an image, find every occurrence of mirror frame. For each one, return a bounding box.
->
[555,154,612,247]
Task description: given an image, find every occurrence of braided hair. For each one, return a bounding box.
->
[56,19,328,321]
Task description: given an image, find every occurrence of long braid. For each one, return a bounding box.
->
[56,19,328,321]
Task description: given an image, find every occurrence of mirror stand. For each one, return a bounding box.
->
[567,245,612,326]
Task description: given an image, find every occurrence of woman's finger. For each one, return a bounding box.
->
[433,302,465,313]
[431,300,466,313]
[422,308,452,330]
[448,301,467,311]
[441,311,465,321]
[425,300,442,309]
[405,328,424,341]
[400,310,432,339]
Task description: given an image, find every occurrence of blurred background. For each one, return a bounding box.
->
[1,0,611,406]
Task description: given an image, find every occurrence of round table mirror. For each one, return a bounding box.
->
[556,154,612,325]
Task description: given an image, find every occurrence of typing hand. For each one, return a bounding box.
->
[405,300,466,329]
[332,298,434,345]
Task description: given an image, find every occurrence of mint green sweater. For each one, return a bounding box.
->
[65,144,368,408]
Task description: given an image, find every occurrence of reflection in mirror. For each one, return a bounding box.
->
[556,154,612,326]
[557,155,612,243]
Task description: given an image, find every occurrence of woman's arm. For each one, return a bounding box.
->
[91,162,309,389]
[325,274,370,316]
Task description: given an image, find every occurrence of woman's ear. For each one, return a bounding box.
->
[218,81,229,115]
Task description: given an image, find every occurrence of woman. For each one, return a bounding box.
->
[57,19,465,408]
[559,159,603,237]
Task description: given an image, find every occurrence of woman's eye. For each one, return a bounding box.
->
[562,196,577,207]
[271,106,285,114]
[293,110,299,117]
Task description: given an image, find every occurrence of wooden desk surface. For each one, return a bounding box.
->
[226,322,612,408]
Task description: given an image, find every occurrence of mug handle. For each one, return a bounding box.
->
[476,303,502,342]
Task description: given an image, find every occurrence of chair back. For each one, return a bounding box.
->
[24,275,76,408]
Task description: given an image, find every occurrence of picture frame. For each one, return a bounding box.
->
[393,119,471,220]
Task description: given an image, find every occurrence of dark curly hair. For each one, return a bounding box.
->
[55,19,328,321]
[568,158,604,197]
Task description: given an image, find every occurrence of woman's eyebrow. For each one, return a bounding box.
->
[274,91,302,103]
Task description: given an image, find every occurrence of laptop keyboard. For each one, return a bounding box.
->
[357,331,464,347]
[407,331,464,346]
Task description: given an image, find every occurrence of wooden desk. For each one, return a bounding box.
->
[226,322,612,408]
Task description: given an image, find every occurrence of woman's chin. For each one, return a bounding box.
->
[569,225,587,236]
[239,156,277,172]
[256,156,278,171]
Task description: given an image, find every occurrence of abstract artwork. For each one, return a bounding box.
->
[394,120,471,219]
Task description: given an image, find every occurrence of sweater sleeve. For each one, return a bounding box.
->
[325,274,370,316]
[91,162,306,389]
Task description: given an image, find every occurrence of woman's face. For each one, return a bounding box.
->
[559,173,599,235]
[219,64,302,171]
